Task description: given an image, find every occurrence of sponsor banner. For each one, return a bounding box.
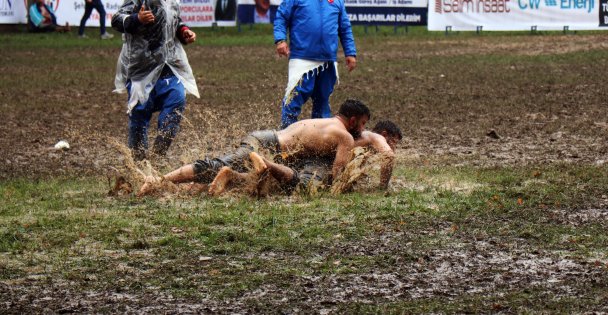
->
[346,0,427,25]
[51,0,122,27]
[180,0,215,26]
[236,0,277,24]
[429,0,604,31]
[601,0,608,26]
[346,0,427,7]
[1,0,235,27]
[237,0,427,25]
[347,6,426,25]
[0,0,27,23]
[206,0,238,26]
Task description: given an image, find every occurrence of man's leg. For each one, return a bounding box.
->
[311,63,337,119]
[207,152,270,196]
[78,2,94,36]
[250,152,296,184]
[128,105,154,161]
[139,147,254,196]
[251,152,332,195]
[137,163,198,196]
[208,167,251,196]
[280,71,316,129]
[128,83,156,161]
[93,0,107,35]
[153,76,186,157]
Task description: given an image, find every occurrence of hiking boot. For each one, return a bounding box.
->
[101,32,114,39]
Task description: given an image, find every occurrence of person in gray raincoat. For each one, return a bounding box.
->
[112,0,200,160]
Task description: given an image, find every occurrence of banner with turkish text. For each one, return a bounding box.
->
[345,0,427,25]
[2,0,236,27]
[0,0,27,23]
[429,0,605,31]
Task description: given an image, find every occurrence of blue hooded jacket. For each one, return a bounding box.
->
[29,3,57,27]
[273,0,356,62]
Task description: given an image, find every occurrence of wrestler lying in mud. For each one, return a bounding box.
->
[208,120,402,196]
[138,99,372,196]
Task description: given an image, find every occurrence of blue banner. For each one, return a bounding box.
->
[601,0,608,26]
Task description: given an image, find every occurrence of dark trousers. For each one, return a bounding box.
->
[192,131,279,183]
[127,75,186,160]
[78,0,106,35]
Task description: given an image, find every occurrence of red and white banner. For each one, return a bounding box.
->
[429,0,606,31]
[181,0,237,27]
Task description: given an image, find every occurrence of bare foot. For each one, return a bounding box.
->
[208,167,234,196]
[182,182,208,195]
[137,175,161,197]
[249,152,268,174]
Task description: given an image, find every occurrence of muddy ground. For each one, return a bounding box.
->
[1,34,608,179]
[1,32,608,313]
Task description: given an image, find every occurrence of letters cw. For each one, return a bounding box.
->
[518,0,594,13]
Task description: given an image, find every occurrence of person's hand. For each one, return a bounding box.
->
[345,56,357,72]
[276,41,289,57]
[138,4,155,24]
[182,29,196,44]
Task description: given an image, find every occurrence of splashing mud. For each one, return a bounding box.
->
[331,147,392,195]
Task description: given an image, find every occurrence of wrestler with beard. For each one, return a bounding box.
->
[138,99,372,196]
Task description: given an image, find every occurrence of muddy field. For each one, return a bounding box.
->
[1,34,608,179]
[1,31,608,313]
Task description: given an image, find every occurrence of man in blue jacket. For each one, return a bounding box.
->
[273,0,357,129]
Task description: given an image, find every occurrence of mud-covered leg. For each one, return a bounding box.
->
[249,152,268,175]
[208,167,249,196]
[137,175,162,197]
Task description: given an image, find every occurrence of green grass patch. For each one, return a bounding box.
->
[1,163,607,311]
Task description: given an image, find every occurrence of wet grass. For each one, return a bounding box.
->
[1,164,607,312]
[2,29,608,312]
[2,24,607,52]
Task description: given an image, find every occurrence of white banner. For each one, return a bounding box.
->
[182,0,237,26]
[49,0,122,26]
[429,0,605,31]
[0,0,27,23]
[2,0,236,27]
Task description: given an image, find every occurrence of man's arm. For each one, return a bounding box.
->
[331,132,355,180]
[112,0,152,34]
[175,17,196,44]
[337,0,356,71]
[273,0,295,56]
[356,132,395,189]
[378,151,395,189]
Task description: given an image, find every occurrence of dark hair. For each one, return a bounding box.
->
[372,120,402,140]
[337,99,371,120]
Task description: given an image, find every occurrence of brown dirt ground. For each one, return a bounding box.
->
[1,33,608,313]
[1,34,607,180]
